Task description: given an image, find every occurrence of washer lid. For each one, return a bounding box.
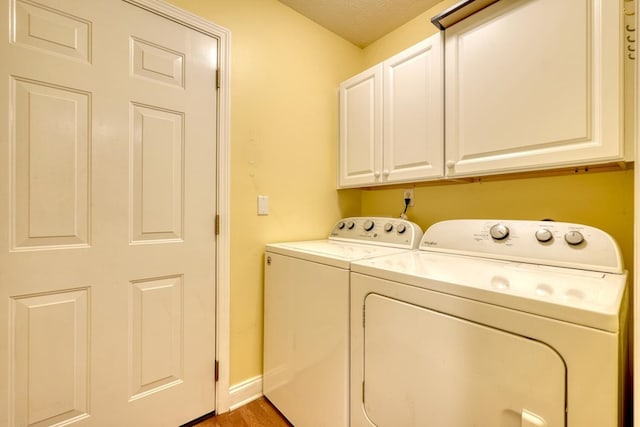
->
[351,251,627,332]
[266,240,410,269]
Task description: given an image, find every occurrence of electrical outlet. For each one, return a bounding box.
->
[403,188,415,207]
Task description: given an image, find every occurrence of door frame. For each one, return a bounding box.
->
[123,0,231,413]
[635,4,639,426]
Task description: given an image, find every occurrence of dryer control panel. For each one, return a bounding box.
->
[421,219,624,273]
[329,217,423,249]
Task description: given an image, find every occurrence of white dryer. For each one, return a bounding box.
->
[263,217,423,427]
[350,219,628,427]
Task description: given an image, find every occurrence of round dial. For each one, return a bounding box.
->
[384,223,394,232]
[363,220,375,232]
[489,223,510,240]
[337,222,345,230]
[396,224,407,234]
[565,230,584,246]
[346,221,355,230]
[535,228,553,243]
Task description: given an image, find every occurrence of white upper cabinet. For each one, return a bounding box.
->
[383,36,445,184]
[339,34,444,188]
[444,0,623,177]
[339,64,383,187]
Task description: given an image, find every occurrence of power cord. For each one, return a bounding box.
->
[400,197,410,219]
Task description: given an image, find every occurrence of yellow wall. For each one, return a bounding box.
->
[166,0,362,384]
[362,0,458,66]
[360,171,634,273]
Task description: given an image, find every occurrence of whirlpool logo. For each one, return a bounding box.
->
[422,241,438,246]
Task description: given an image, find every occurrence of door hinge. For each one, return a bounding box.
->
[215,214,220,236]
[216,69,221,89]
[214,360,219,382]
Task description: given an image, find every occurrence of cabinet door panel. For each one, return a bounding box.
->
[339,65,383,187]
[384,34,444,183]
[445,0,622,177]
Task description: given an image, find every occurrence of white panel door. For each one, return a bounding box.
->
[361,294,566,427]
[0,1,218,425]
[445,0,622,177]
[339,65,383,187]
[383,34,443,183]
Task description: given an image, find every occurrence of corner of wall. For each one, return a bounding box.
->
[362,0,457,67]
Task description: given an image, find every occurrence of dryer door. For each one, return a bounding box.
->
[362,294,566,426]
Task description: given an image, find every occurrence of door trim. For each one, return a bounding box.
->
[635,5,639,427]
[123,0,231,413]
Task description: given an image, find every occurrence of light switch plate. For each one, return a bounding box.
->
[257,195,269,215]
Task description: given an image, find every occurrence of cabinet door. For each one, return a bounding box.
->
[384,33,444,183]
[444,0,622,177]
[339,65,383,187]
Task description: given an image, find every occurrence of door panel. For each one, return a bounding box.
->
[129,275,183,399]
[130,103,184,242]
[11,77,91,249]
[1,1,218,425]
[11,289,90,426]
[13,0,91,62]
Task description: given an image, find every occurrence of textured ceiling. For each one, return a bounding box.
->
[277,0,442,48]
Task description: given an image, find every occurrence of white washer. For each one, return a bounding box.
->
[350,219,628,427]
[263,217,423,427]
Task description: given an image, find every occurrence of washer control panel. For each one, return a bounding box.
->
[421,219,624,273]
[330,217,423,249]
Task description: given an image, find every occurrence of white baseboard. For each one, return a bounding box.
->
[228,375,263,411]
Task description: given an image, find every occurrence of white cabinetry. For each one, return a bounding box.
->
[338,64,382,187]
[339,34,443,188]
[444,0,623,177]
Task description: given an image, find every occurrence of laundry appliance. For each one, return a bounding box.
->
[350,219,628,426]
[263,217,423,426]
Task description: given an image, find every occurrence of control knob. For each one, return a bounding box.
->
[384,223,394,232]
[346,221,355,230]
[489,223,509,240]
[564,230,584,246]
[397,224,407,234]
[363,220,375,232]
[535,228,553,243]
[337,222,345,230]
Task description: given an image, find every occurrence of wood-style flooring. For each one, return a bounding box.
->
[194,398,292,427]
